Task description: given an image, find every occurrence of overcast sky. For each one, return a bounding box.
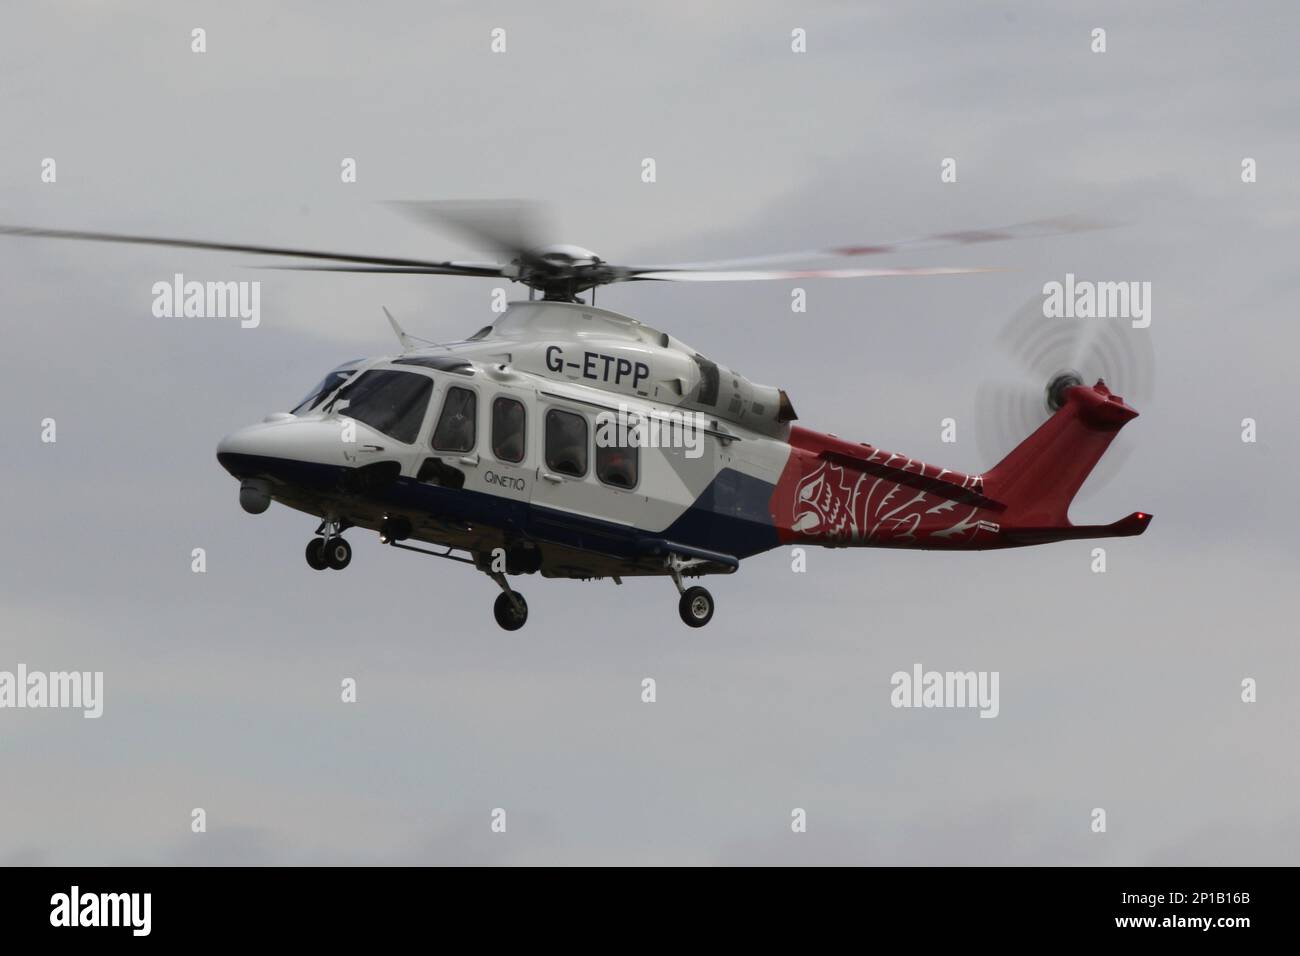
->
[2,0,1297,865]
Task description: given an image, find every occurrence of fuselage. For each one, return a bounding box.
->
[216,301,1147,581]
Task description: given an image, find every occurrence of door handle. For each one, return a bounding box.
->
[458,453,480,466]
[541,471,564,484]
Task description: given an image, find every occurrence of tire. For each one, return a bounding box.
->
[325,537,352,570]
[305,538,328,571]
[493,591,528,631]
[678,586,714,628]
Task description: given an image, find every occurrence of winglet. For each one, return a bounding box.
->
[382,306,416,351]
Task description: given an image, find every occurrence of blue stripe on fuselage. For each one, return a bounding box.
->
[660,467,780,559]
[217,453,779,561]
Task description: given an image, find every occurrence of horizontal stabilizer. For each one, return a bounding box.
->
[1002,511,1152,546]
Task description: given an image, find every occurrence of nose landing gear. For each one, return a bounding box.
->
[306,519,352,571]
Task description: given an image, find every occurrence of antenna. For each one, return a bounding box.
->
[382,305,453,352]
[383,306,416,351]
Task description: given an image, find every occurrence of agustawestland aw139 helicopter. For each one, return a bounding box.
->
[1,203,1151,630]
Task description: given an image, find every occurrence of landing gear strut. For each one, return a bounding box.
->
[306,519,351,571]
[667,554,715,628]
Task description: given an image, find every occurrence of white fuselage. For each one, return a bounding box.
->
[216,301,797,578]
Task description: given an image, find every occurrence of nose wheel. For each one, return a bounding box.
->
[305,538,328,570]
[324,537,352,569]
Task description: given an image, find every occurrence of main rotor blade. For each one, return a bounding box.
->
[385,199,547,266]
[0,224,497,272]
[626,265,1005,282]
[258,263,506,276]
[632,216,1109,272]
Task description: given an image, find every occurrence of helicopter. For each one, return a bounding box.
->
[0,202,1151,630]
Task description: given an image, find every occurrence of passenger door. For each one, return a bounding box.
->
[528,395,646,546]
[476,387,535,510]
[415,378,535,513]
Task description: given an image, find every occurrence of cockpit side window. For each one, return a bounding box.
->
[491,397,526,463]
[545,409,588,478]
[432,386,477,453]
[333,369,432,444]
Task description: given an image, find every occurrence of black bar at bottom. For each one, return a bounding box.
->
[0,866,1281,941]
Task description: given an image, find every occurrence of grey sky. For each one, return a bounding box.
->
[1,0,1297,865]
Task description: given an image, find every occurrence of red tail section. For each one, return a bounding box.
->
[769,379,1149,551]
[983,380,1148,534]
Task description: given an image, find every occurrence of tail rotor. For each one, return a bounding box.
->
[975,297,1154,495]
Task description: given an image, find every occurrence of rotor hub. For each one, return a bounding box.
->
[515,245,630,301]
[1044,370,1084,411]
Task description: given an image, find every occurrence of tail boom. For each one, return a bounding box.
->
[769,381,1150,550]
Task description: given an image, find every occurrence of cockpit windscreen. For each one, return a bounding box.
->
[330,369,433,444]
[292,366,359,415]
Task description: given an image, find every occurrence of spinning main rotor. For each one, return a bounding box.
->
[0,200,1103,303]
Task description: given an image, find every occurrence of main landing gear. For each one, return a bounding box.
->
[379,537,532,631]
[308,528,715,632]
[667,554,715,628]
[490,572,528,631]
[486,554,717,632]
[305,519,351,571]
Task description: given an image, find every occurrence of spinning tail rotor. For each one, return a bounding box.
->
[974,296,1155,494]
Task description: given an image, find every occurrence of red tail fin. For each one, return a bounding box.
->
[983,381,1140,527]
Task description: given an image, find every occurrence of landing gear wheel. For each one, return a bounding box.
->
[679,586,714,628]
[493,591,528,631]
[325,537,352,570]
[305,538,328,570]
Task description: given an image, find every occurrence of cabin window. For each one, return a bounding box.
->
[596,415,639,490]
[545,409,588,478]
[492,397,526,463]
[332,369,431,444]
[432,386,477,453]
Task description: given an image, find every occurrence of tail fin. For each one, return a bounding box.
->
[983,380,1141,527]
